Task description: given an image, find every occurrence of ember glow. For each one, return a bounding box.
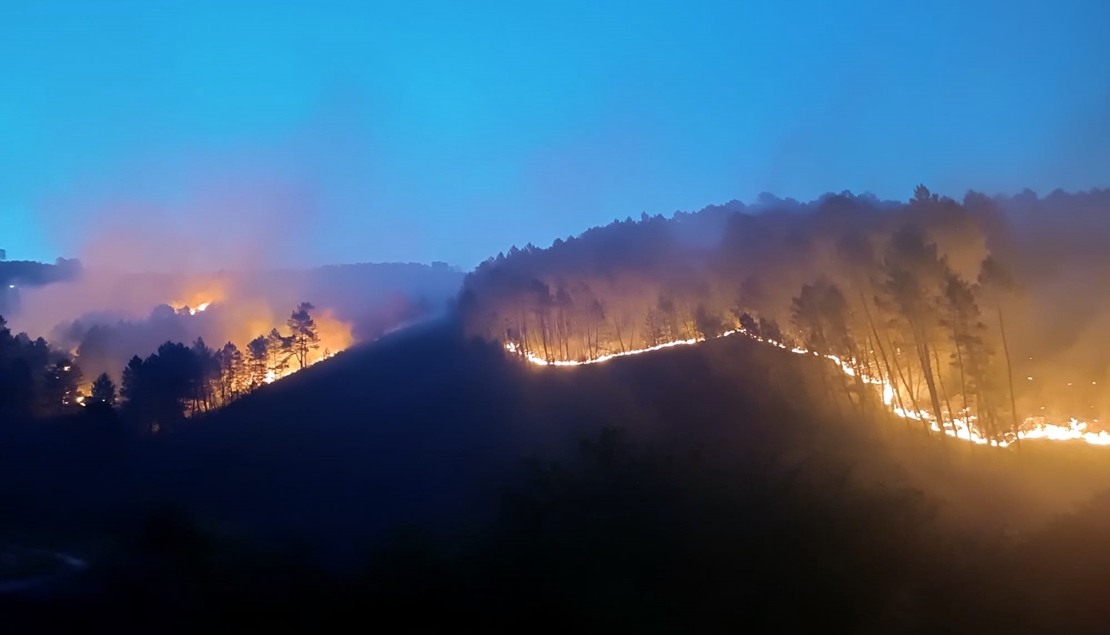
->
[172,298,351,386]
[178,302,210,316]
[505,331,1110,447]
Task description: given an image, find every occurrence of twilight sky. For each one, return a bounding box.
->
[2,0,1108,270]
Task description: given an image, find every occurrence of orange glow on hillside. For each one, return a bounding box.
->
[504,330,1110,447]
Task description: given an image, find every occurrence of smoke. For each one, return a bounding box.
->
[8,261,461,386]
[0,88,467,383]
[745,188,1110,426]
[461,185,1110,427]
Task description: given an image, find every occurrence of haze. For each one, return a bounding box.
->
[4,0,1108,270]
[7,1,1110,630]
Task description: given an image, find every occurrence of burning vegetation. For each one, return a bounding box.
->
[0,260,457,428]
[0,298,351,431]
[464,186,1110,447]
[118,300,350,433]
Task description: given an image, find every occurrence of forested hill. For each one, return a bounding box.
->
[0,317,889,557]
[459,187,1110,440]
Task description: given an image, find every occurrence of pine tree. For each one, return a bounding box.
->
[287,302,321,369]
[90,372,117,406]
[247,336,270,387]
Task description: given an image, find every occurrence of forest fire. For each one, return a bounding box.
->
[464,188,1110,452]
[173,301,212,316]
[171,298,351,385]
[505,330,1110,447]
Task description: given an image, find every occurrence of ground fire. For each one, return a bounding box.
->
[505,329,1110,447]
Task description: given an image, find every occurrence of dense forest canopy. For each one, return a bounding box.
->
[461,187,1110,441]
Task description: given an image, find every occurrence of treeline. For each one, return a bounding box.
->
[0,302,327,432]
[459,186,1106,444]
[0,315,86,419]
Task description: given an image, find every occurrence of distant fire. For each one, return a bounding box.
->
[172,297,352,387]
[505,331,1110,447]
[173,302,211,316]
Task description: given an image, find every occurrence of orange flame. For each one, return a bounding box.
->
[504,330,1110,447]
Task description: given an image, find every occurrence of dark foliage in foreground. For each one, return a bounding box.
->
[3,427,1110,634]
[4,321,1110,633]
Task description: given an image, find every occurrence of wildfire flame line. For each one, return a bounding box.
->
[172,299,343,385]
[504,330,1110,447]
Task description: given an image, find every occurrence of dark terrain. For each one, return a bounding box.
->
[4,317,1110,632]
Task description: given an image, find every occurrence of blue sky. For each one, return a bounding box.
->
[2,0,1108,269]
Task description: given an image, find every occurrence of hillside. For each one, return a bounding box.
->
[460,188,1110,442]
[7,315,1110,631]
[6,315,1110,560]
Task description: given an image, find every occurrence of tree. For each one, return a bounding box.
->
[266,329,294,378]
[120,343,200,433]
[882,226,950,437]
[529,280,554,361]
[737,312,760,337]
[41,357,81,416]
[760,317,784,345]
[90,372,117,406]
[121,356,145,408]
[215,342,245,403]
[146,342,200,431]
[287,302,321,369]
[792,279,865,413]
[694,304,725,339]
[978,256,1021,443]
[941,273,998,442]
[656,296,679,342]
[191,337,218,413]
[643,309,665,347]
[247,336,270,388]
[913,184,934,203]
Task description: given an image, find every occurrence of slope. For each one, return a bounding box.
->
[4,316,1110,564]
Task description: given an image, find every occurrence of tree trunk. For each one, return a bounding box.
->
[996,303,1021,449]
[910,323,947,442]
[887,333,925,431]
[933,347,957,440]
[860,293,911,420]
[952,336,972,445]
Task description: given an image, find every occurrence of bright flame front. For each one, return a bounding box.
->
[504,330,1110,447]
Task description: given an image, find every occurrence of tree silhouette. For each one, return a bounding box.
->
[287,302,321,369]
[90,372,117,406]
[247,336,269,388]
[191,337,218,413]
[978,255,1021,443]
[120,355,146,415]
[120,343,200,433]
[266,328,294,378]
[214,341,245,403]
